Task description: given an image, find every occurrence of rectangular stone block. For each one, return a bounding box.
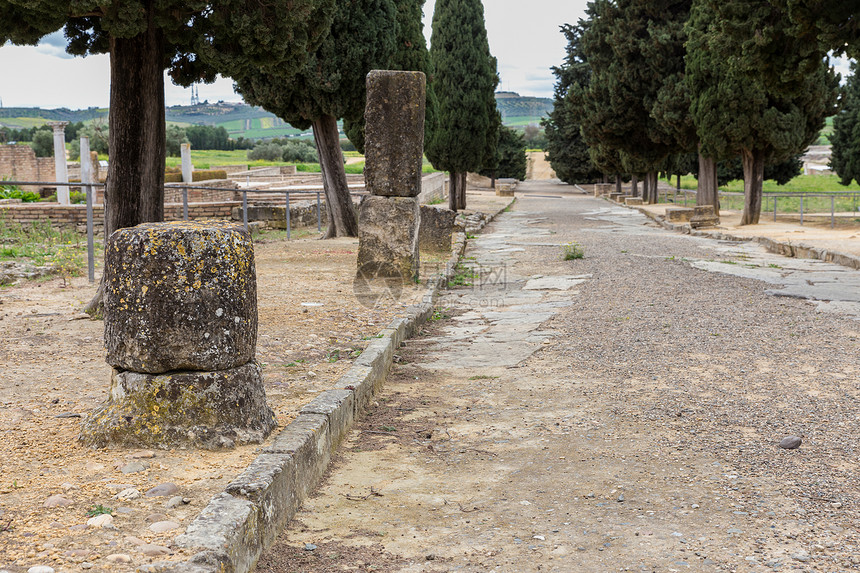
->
[353,336,394,392]
[625,197,644,206]
[356,196,420,282]
[364,70,426,198]
[224,454,298,548]
[594,183,613,197]
[262,414,332,501]
[666,207,694,222]
[174,492,258,569]
[608,193,623,202]
[335,365,376,413]
[419,205,457,253]
[300,389,356,450]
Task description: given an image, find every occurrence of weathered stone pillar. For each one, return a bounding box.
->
[357,70,426,284]
[80,221,276,449]
[181,143,193,183]
[80,136,92,184]
[48,121,69,204]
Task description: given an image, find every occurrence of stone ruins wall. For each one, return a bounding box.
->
[0,144,55,190]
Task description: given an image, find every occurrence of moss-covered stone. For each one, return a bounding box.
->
[80,362,276,450]
[104,221,257,374]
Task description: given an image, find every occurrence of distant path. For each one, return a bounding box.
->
[526,151,556,180]
[258,180,860,572]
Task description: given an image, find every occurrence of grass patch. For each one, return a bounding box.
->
[448,264,479,287]
[0,218,89,277]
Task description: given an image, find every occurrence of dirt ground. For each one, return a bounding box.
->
[0,232,428,571]
[0,191,511,572]
[526,153,557,181]
[256,182,860,572]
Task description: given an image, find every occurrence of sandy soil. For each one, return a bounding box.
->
[0,190,513,572]
[0,232,426,572]
[256,183,860,572]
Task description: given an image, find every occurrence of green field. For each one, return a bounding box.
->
[502,115,547,127]
[669,173,860,214]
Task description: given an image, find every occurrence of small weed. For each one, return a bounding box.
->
[768,263,783,269]
[466,233,477,239]
[562,242,585,260]
[361,334,385,340]
[721,260,738,265]
[503,198,517,212]
[427,197,444,205]
[285,358,306,367]
[379,426,397,432]
[448,263,479,287]
[666,255,676,261]
[468,375,500,380]
[326,349,341,363]
[431,308,451,321]
[86,505,113,517]
[349,348,362,359]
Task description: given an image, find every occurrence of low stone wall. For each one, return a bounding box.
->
[418,172,447,204]
[164,180,238,203]
[0,202,239,233]
[0,144,55,192]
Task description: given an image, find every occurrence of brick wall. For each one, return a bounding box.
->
[0,202,239,233]
[164,180,239,203]
[0,145,55,191]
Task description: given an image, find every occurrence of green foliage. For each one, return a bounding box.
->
[235,0,397,131]
[68,124,110,160]
[248,142,288,162]
[562,242,585,260]
[777,0,860,57]
[50,243,82,287]
[831,63,860,186]
[344,0,438,154]
[165,125,188,158]
[30,128,53,158]
[0,218,83,267]
[0,182,40,202]
[425,0,498,174]
[185,125,231,150]
[544,22,604,184]
[483,126,527,181]
[0,1,337,89]
[685,0,838,165]
[85,505,113,517]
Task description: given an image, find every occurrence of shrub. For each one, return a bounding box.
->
[0,183,40,202]
[248,142,285,162]
[562,242,584,260]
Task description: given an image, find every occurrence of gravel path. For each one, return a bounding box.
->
[258,181,860,572]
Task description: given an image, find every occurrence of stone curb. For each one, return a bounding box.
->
[609,198,860,272]
[145,197,514,573]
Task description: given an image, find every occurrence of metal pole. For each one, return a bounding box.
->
[774,197,777,222]
[182,187,189,221]
[832,195,836,228]
[85,184,94,283]
[316,192,322,232]
[242,191,248,232]
[286,192,291,240]
[800,197,804,225]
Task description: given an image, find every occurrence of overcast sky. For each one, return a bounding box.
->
[0,1,851,110]
[0,0,584,110]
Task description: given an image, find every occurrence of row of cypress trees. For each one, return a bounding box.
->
[544,0,843,225]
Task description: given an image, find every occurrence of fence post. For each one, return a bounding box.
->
[85,184,95,283]
[774,197,777,222]
[800,196,804,226]
[832,195,836,229]
[316,192,322,232]
[243,191,248,232]
[286,192,291,240]
[182,187,189,221]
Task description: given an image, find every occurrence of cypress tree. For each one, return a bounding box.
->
[344,0,438,154]
[777,1,860,57]
[686,0,838,225]
[426,0,498,211]
[543,23,603,185]
[831,63,860,186]
[236,0,398,238]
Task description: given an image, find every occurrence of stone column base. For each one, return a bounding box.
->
[356,196,420,282]
[80,362,276,450]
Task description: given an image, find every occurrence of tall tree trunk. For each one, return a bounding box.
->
[697,152,719,214]
[313,114,357,238]
[741,149,765,225]
[615,175,622,194]
[85,8,165,317]
[630,174,639,197]
[645,171,659,204]
[449,172,464,211]
[457,172,467,210]
[676,173,681,191]
[642,172,650,203]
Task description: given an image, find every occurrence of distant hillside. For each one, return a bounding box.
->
[1,94,552,139]
[495,92,553,127]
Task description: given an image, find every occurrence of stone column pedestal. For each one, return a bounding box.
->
[356,70,426,286]
[80,221,275,450]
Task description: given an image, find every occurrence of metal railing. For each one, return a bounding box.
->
[664,187,860,228]
[1,179,368,284]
